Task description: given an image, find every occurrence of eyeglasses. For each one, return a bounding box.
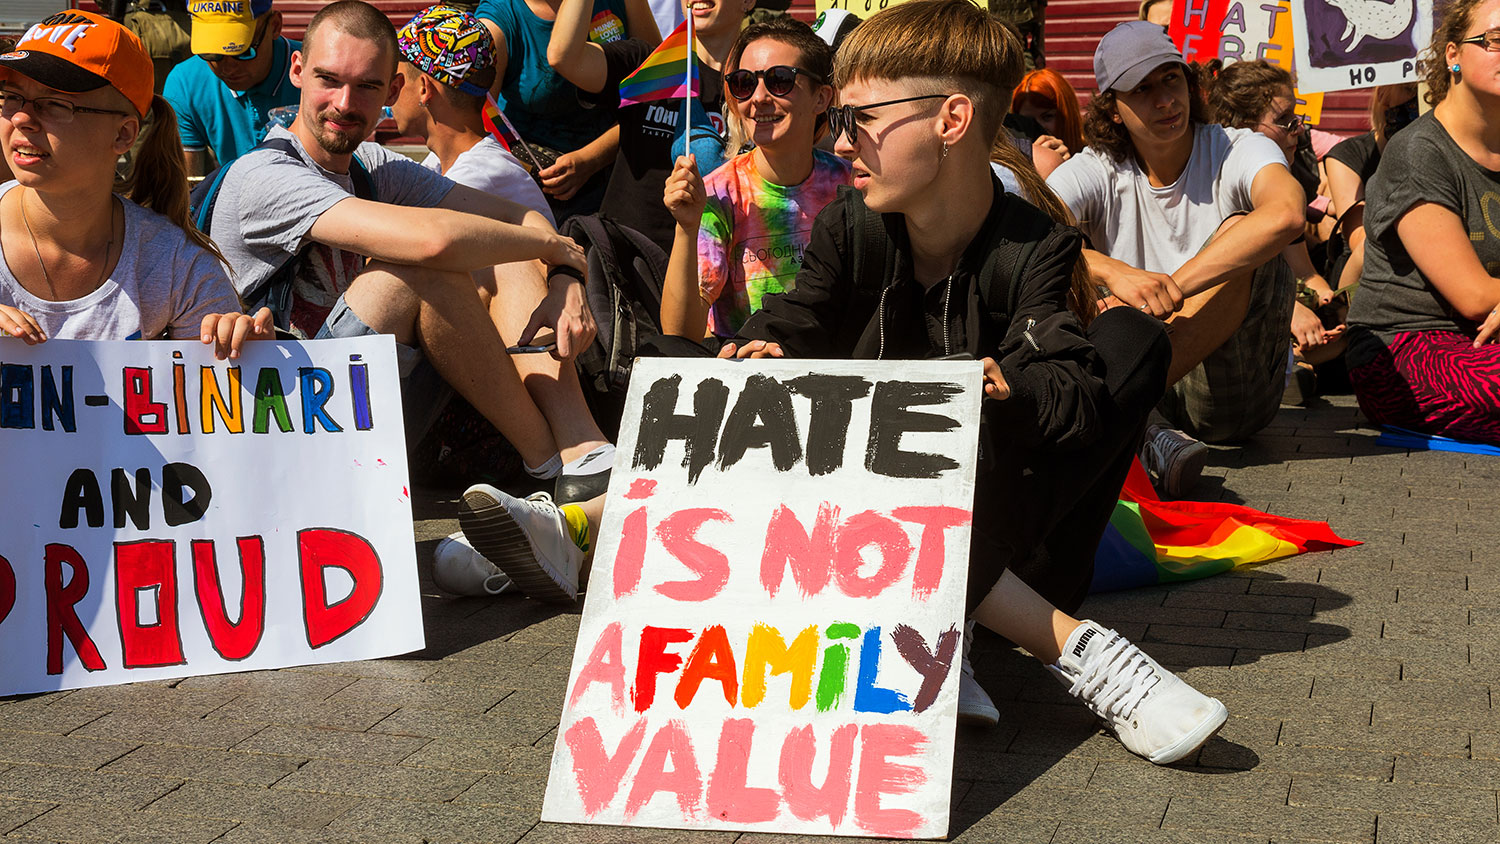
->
[826,93,951,147]
[201,16,270,63]
[1264,111,1305,133]
[725,65,822,101]
[1458,29,1500,51]
[0,90,129,124]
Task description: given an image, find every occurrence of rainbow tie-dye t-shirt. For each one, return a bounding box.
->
[697,149,851,338]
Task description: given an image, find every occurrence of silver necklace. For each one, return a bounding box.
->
[18,188,113,298]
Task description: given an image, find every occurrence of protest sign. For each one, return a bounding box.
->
[542,358,981,838]
[0,337,423,697]
[814,0,976,15]
[1170,0,1324,123]
[1289,0,1433,93]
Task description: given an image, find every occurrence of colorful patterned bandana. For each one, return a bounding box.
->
[397,5,494,96]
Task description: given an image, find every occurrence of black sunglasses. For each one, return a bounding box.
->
[725,65,822,101]
[201,16,271,63]
[825,93,951,147]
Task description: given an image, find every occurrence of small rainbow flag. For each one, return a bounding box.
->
[618,19,697,107]
[482,93,546,174]
[1091,459,1359,593]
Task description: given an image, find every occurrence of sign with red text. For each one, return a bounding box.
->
[1170,0,1325,123]
[1290,0,1433,93]
[542,358,981,838]
[0,337,423,696]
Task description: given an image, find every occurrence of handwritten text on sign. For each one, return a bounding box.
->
[1170,0,1325,123]
[542,359,981,838]
[0,337,424,696]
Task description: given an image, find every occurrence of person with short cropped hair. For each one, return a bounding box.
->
[1049,22,1305,495]
[0,11,255,356]
[726,0,1228,766]
[162,0,300,175]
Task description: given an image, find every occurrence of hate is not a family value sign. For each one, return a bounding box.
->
[0,337,423,696]
[543,358,981,838]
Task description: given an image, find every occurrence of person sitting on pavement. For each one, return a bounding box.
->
[723,0,1229,766]
[547,0,750,252]
[1046,22,1305,497]
[1012,68,1083,162]
[477,0,660,220]
[1324,83,1419,295]
[162,0,300,176]
[1346,0,1500,446]
[659,16,847,342]
[389,4,615,596]
[0,11,260,358]
[1207,60,1347,386]
[206,0,613,598]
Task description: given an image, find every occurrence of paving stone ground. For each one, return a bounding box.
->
[3,393,1499,843]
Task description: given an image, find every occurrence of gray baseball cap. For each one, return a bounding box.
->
[1094,20,1186,93]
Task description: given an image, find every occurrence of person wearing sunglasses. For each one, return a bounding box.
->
[659,16,845,341]
[0,11,261,358]
[1345,0,1500,446]
[162,0,299,175]
[1048,23,1305,496]
[718,0,1226,765]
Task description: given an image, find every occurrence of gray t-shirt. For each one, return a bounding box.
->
[0,182,239,341]
[1348,111,1498,343]
[210,125,453,337]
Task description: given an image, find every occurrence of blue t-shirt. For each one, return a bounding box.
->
[162,36,300,167]
[477,0,629,153]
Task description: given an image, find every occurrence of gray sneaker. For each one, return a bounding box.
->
[958,620,999,727]
[458,486,584,603]
[1049,621,1228,765]
[1140,424,1209,498]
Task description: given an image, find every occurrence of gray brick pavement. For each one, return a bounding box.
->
[2,394,1498,843]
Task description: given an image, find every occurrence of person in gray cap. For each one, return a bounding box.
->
[1047,20,1305,497]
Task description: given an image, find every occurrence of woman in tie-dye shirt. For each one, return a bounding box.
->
[660,16,848,340]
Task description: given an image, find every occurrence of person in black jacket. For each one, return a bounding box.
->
[723,0,1228,765]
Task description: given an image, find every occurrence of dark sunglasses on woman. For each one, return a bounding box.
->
[725,65,823,101]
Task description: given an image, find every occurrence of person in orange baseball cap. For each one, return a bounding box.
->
[0,10,270,359]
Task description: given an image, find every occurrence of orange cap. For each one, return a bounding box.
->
[0,11,153,117]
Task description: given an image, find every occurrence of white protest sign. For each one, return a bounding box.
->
[0,337,423,696]
[1289,0,1434,92]
[543,357,981,838]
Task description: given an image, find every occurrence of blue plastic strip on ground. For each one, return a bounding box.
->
[1375,426,1500,456]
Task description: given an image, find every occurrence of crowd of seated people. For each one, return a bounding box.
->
[4,0,1498,776]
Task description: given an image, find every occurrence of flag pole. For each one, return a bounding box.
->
[683,11,694,163]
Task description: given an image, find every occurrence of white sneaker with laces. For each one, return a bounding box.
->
[458,485,584,603]
[1049,620,1228,765]
[958,620,999,727]
[431,532,512,597]
[1140,424,1209,498]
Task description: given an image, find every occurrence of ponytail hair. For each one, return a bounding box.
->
[117,95,228,267]
[989,135,1098,327]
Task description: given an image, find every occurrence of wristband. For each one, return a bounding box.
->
[547,265,585,284]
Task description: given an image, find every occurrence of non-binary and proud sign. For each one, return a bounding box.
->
[0,337,424,696]
[542,358,981,839]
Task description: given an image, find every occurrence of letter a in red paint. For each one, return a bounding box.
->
[193,538,266,661]
[564,716,648,816]
[299,528,383,649]
[0,553,15,627]
[122,367,168,434]
[853,723,927,837]
[705,718,778,823]
[673,624,738,709]
[44,544,105,675]
[634,626,693,712]
[115,540,186,668]
[569,622,628,713]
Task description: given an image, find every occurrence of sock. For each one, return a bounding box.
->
[524,452,562,480]
[562,443,615,476]
[561,503,591,553]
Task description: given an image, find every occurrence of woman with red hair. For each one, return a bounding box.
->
[1012,67,1084,154]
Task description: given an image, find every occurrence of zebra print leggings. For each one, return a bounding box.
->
[1348,330,1500,445]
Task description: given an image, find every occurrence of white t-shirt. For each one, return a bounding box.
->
[420,136,556,226]
[1046,123,1288,275]
[0,182,240,341]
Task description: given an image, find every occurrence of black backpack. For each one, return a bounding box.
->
[559,214,668,440]
[190,137,376,328]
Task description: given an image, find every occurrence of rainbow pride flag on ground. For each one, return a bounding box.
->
[618,19,697,106]
[1091,459,1359,593]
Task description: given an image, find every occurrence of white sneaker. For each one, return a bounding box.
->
[1140,424,1209,498]
[431,532,512,597]
[458,485,584,603]
[1049,621,1228,765]
[958,619,999,727]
